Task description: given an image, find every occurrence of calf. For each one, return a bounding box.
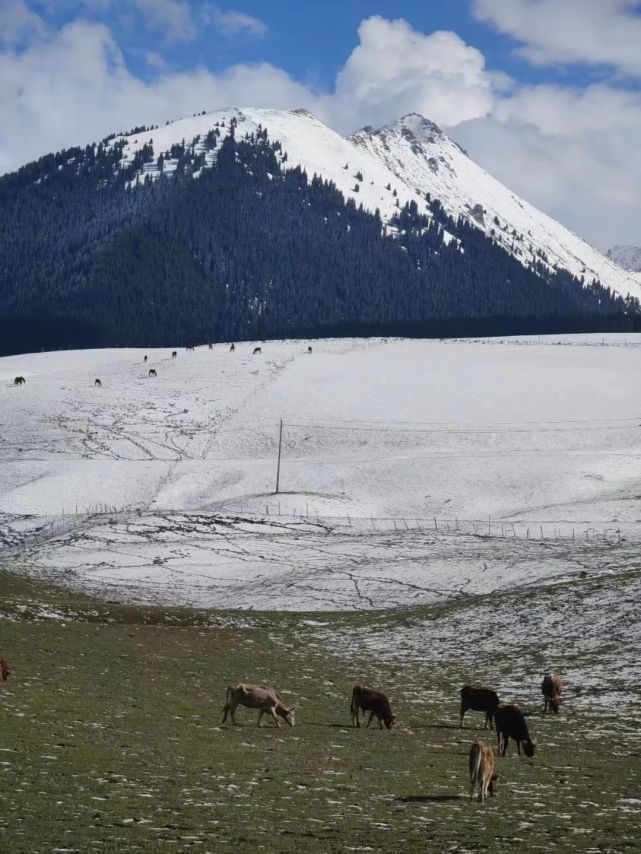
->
[460,685,500,730]
[541,674,562,714]
[0,658,10,683]
[350,685,395,730]
[469,740,498,802]
[222,683,295,727]
[495,704,537,757]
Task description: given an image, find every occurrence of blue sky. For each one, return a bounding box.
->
[2,0,641,248]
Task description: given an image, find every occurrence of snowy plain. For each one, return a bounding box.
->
[1,334,639,611]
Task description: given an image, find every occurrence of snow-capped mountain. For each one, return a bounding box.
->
[607,245,641,273]
[114,107,641,302]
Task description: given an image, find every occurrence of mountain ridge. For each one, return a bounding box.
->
[0,106,638,355]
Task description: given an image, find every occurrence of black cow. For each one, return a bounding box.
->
[144,355,148,363]
[230,343,235,352]
[94,378,102,387]
[253,347,262,355]
[460,685,500,730]
[13,376,25,386]
[495,704,537,757]
[149,369,157,377]
[308,346,313,354]
[172,351,177,358]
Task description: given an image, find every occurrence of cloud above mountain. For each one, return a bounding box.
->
[0,2,639,249]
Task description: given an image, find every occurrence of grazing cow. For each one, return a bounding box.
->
[253,346,262,355]
[172,351,177,359]
[94,378,102,387]
[149,369,157,377]
[221,683,296,727]
[144,355,148,363]
[469,741,498,802]
[350,685,395,730]
[208,343,213,350]
[541,674,563,714]
[230,343,235,352]
[0,658,10,684]
[14,376,25,386]
[460,685,500,730]
[495,704,537,757]
[186,345,194,351]
[307,346,313,354]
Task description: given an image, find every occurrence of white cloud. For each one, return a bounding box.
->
[330,16,495,130]
[133,0,195,42]
[453,83,641,248]
[0,0,48,45]
[208,8,267,37]
[472,0,641,77]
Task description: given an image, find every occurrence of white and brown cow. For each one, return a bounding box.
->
[350,685,395,730]
[469,740,499,802]
[221,683,296,727]
[541,674,563,713]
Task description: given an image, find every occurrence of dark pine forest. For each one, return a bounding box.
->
[0,122,638,355]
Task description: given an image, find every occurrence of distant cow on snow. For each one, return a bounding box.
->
[222,683,296,727]
[541,674,563,714]
[495,704,537,757]
[172,351,177,358]
[94,378,102,387]
[13,376,25,386]
[208,343,213,350]
[0,658,10,684]
[253,347,262,355]
[149,369,157,377]
[230,343,235,352]
[469,740,498,802]
[307,346,313,354]
[350,685,395,730]
[460,685,500,730]
[143,355,148,363]
[186,345,194,351]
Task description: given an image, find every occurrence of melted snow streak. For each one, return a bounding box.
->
[114,108,641,302]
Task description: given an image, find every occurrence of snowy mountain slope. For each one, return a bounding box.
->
[607,245,641,273]
[351,114,641,302]
[113,107,641,302]
[1,336,640,609]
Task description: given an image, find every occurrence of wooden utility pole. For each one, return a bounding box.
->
[275,419,283,493]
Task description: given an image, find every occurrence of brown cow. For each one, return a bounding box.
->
[221,683,296,727]
[541,674,562,713]
[495,704,537,757]
[469,740,499,802]
[0,658,10,683]
[350,685,395,730]
[460,685,500,730]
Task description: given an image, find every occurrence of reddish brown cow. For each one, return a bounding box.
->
[469,740,499,802]
[541,674,563,713]
[495,704,537,757]
[460,685,500,730]
[0,658,10,682]
[350,685,395,730]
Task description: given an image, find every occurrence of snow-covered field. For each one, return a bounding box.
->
[1,334,640,609]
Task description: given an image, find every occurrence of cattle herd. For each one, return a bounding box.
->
[9,342,318,389]
[221,675,563,804]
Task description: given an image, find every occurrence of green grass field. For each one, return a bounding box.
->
[0,569,639,853]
